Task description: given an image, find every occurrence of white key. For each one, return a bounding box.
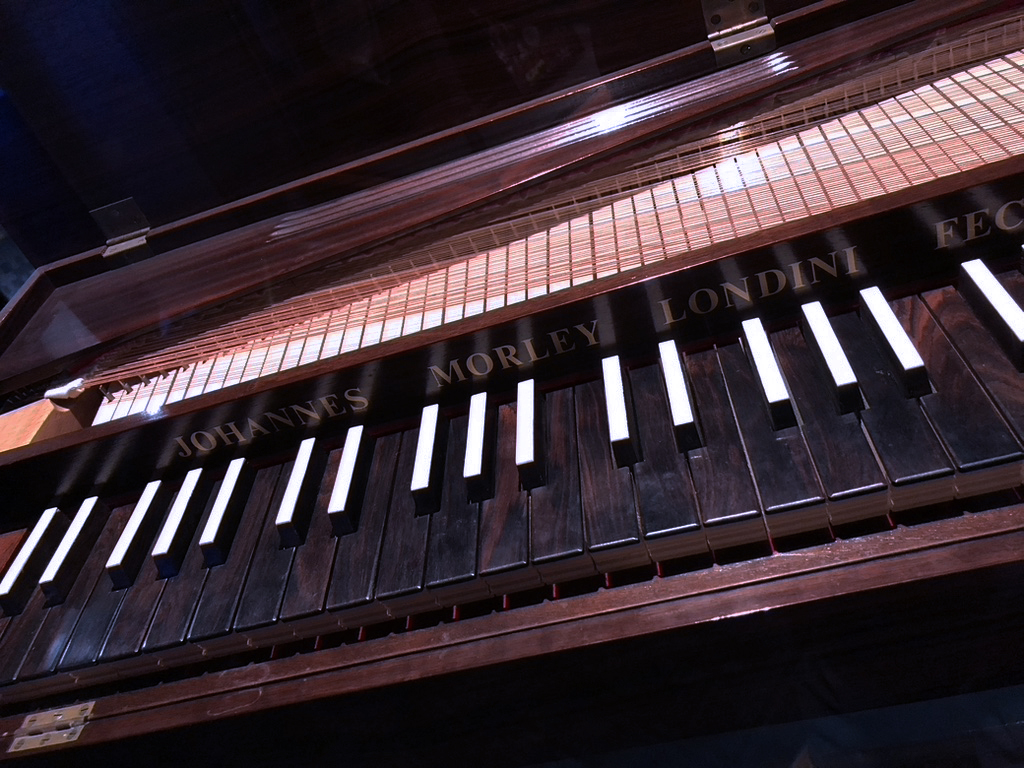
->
[860,286,928,395]
[199,458,249,566]
[516,379,543,488]
[276,438,318,547]
[40,497,104,603]
[800,301,860,412]
[0,507,65,612]
[960,258,1024,370]
[463,392,491,500]
[106,480,165,588]
[327,425,364,534]
[602,355,638,465]
[741,318,796,428]
[152,469,204,577]
[658,340,700,449]
[411,404,443,514]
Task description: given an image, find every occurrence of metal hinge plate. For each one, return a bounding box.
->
[702,0,776,67]
[7,701,94,753]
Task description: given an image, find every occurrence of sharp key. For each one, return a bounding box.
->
[741,318,796,429]
[0,507,68,614]
[199,458,255,566]
[152,468,209,577]
[276,437,328,546]
[959,258,1024,371]
[658,339,701,449]
[106,480,173,587]
[602,355,640,466]
[39,496,108,605]
[411,404,446,514]
[327,425,368,535]
[463,392,494,501]
[800,301,860,413]
[860,286,928,396]
[516,379,544,488]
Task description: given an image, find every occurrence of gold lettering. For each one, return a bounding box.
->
[428,360,467,387]
[318,394,343,417]
[191,431,218,453]
[247,418,271,438]
[935,217,960,249]
[174,436,193,458]
[265,410,295,430]
[688,288,719,314]
[996,199,1024,232]
[466,352,495,377]
[214,422,248,446]
[658,299,685,326]
[574,320,599,346]
[493,345,523,369]
[290,401,321,424]
[523,338,550,362]
[721,278,752,308]
[965,208,991,241]
[756,269,787,297]
[548,328,575,355]
[344,388,369,411]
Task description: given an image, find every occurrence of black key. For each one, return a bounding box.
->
[892,294,1022,497]
[628,362,706,562]
[799,301,860,414]
[16,502,129,680]
[683,348,766,552]
[530,386,589,582]
[923,280,1024,448]
[232,460,298,633]
[327,432,400,627]
[143,474,221,653]
[478,402,535,594]
[718,343,827,539]
[425,414,486,605]
[772,326,888,526]
[831,311,955,511]
[374,429,432,615]
[576,377,644,572]
[515,379,544,489]
[278,450,344,622]
[188,464,286,645]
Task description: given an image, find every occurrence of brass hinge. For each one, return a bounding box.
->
[6,701,94,753]
[701,0,776,67]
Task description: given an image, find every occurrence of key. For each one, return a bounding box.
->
[39,496,108,604]
[683,348,765,552]
[772,326,888,526]
[326,425,368,535]
[276,437,328,547]
[959,258,1024,370]
[411,404,446,515]
[516,379,544,488]
[657,339,700,450]
[800,301,860,413]
[860,286,929,396]
[718,344,827,539]
[576,377,644,572]
[199,458,255,566]
[0,508,68,614]
[831,311,954,510]
[463,393,494,501]
[601,355,640,466]
[151,469,211,578]
[629,362,706,562]
[741,318,796,428]
[106,480,173,588]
